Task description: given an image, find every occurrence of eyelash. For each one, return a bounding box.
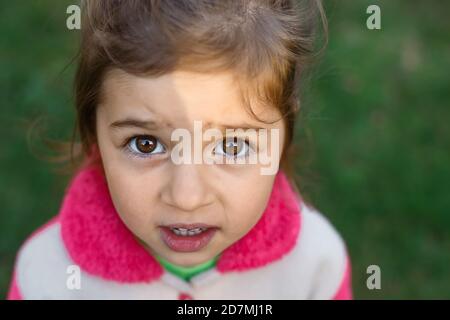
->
[122,135,255,160]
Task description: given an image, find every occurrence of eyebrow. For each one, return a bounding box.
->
[109,118,172,130]
[109,118,267,131]
[205,122,266,131]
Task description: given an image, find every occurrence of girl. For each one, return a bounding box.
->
[7,0,352,299]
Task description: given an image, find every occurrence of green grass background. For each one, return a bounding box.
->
[1,0,449,299]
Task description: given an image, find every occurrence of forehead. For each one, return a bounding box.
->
[99,69,282,128]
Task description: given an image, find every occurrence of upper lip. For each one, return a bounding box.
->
[163,223,217,229]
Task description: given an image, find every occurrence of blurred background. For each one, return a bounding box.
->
[0,0,449,299]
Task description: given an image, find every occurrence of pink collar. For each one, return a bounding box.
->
[59,165,302,283]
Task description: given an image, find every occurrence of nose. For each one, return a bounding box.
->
[160,164,214,212]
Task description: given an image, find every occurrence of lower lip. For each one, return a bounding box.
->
[160,227,218,252]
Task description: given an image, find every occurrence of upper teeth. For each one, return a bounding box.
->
[170,227,206,236]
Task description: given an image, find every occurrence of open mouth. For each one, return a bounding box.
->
[160,223,218,252]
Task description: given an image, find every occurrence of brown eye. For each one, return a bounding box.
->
[136,136,156,153]
[216,136,249,158]
[128,135,165,156]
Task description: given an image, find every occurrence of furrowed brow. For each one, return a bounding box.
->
[109,118,172,130]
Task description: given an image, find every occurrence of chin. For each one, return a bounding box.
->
[169,252,212,266]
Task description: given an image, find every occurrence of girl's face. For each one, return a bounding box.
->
[96,69,285,267]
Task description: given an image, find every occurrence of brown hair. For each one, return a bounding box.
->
[68,0,327,192]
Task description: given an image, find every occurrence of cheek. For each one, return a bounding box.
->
[103,167,159,231]
[224,175,275,233]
